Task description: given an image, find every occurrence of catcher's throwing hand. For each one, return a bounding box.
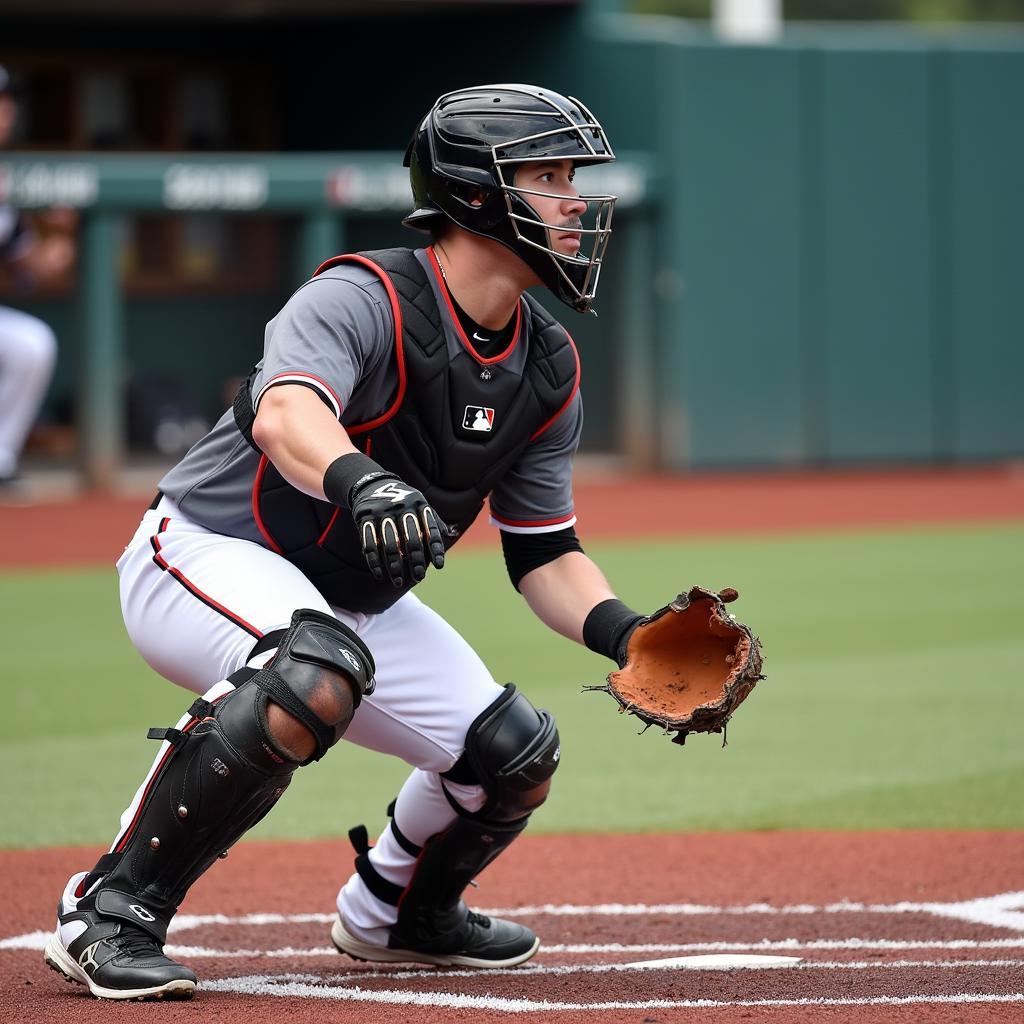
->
[349,474,447,587]
[588,586,764,745]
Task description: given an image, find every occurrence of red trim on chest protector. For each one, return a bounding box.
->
[426,246,523,366]
[251,455,286,556]
[530,328,580,441]
[312,253,408,436]
[149,517,265,639]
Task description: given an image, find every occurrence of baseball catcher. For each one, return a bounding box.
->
[44,82,763,1005]
[584,587,764,744]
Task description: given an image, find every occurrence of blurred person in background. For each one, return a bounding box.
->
[0,65,76,487]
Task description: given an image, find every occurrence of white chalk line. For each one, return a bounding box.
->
[161,891,1024,932]
[8,931,1024,955]
[202,975,1024,1012]
[220,958,1024,981]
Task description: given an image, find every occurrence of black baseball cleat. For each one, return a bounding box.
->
[43,878,196,1001]
[332,903,539,968]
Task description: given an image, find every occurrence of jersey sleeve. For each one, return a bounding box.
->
[488,390,583,534]
[252,266,392,419]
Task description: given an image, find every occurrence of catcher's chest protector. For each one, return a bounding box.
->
[241,247,578,613]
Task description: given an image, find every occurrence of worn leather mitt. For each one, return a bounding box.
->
[586,586,764,745]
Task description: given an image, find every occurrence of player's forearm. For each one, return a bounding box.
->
[252,384,359,500]
[518,551,616,644]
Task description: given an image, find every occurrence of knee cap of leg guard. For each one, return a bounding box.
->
[249,608,376,763]
[444,684,560,822]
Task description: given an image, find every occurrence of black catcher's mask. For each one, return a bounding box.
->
[403,83,616,314]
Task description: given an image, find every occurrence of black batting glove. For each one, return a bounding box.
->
[349,473,447,587]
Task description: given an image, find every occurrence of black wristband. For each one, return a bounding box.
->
[323,452,393,509]
[583,598,644,665]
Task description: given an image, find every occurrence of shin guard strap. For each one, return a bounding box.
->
[348,824,405,906]
[252,667,335,763]
[94,889,172,944]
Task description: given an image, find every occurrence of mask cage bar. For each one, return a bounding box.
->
[507,198,615,304]
[491,120,615,163]
[492,136,616,307]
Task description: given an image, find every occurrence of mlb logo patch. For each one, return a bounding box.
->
[463,405,495,432]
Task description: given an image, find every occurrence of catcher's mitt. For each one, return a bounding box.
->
[586,586,764,745]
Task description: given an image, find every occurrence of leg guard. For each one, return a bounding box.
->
[385,684,559,944]
[78,608,376,944]
[75,680,295,945]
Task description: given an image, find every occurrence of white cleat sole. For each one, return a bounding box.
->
[331,916,540,969]
[43,932,196,1001]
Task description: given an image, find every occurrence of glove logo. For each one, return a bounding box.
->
[129,904,156,923]
[463,405,495,432]
[368,481,414,504]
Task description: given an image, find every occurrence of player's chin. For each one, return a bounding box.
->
[553,235,582,257]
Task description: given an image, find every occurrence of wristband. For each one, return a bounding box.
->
[583,598,644,665]
[323,452,393,509]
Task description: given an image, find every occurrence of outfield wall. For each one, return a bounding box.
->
[578,20,1024,467]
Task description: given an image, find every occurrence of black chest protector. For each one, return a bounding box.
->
[235,247,579,614]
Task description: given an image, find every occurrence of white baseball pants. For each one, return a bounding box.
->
[0,305,57,477]
[114,496,505,944]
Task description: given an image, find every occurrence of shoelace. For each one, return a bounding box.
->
[466,910,491,929]
[114,924,167,960]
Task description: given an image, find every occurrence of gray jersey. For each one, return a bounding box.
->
[159,247,582,544]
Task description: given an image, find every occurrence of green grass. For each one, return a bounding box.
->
[2,522,1022,848]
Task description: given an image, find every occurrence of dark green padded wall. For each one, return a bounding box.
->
[948,49,1024,460]
[816,48,935,461]
[672,45,805,466]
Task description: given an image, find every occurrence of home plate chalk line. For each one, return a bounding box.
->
[158,889,1024,931]
[7,890,1024,1011]
[622,954,801,968]
[201,976,1024,1013]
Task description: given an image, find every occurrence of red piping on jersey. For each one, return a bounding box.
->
[149,520,266,639]
[530,328,580,441]
[312,253,408,437]
[252,454,286,556]
[426,246,522,366]
[490,510,576,529]
[257,370,343,418]
[110,693,231,858]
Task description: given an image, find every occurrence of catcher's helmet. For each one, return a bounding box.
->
[404,84,616,314]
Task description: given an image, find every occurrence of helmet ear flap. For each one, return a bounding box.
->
[447,184,506,230]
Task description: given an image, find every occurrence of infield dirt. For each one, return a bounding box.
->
[3,832,1023,1023]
